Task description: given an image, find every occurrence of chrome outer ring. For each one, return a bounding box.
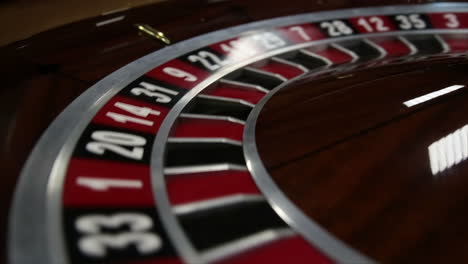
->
[9,3,468,264]
[152,28,468,263]
[242,76,377,263]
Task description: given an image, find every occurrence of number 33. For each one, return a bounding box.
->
[76,213,162,257]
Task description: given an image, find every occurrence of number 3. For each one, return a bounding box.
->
[76,213,162,257]
[444,13,460,28]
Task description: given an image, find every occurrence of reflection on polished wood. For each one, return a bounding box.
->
[0,0,163,46]
[256,57,468,263]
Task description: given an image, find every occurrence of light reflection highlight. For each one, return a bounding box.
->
[428,124,468,175]
[223,32,287,65]
[404,84,464,107]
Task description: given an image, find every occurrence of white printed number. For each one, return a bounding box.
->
[189,51,227,71]
[251,32,286,49]
[86,131,146,160]
[444,13,460,28]
[106,102,160,127]
[218,32,285,58]
[77,213,162,257]
[163,67,197,82]
[131,82,178,103]
[395,14,426,30]
[77,177,142,191]
[288,26,311,41]
[357,17,389,32]
[320,20,353,37]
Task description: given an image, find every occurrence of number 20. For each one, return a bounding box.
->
[86,131,146,160]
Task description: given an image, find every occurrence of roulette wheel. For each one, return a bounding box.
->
[4,0,468,263]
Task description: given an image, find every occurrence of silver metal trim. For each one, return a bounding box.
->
[363,38,387,59]
[179,113,246,125]
[243,73,376,264]
[167,137,242,146]
[219,79,269,93]
[199,228,295,263]
[173,194,264,215]
[398,35,418,55]
[331,42,360,63]
[165,163,248,175]
[10,3,468,264]
[271,56,310,73]
[299,48,334,67]
[434,34,451,53]
[244,66,289,82]
[197,93,256,108]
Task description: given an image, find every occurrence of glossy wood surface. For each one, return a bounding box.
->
[256,56,468,263]
[1,0,465,263]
